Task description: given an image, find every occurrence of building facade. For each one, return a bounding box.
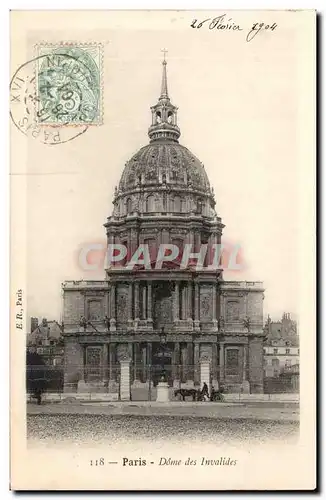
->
[62,58,265,397]
[28,317,64,366]
[263,313,299,379]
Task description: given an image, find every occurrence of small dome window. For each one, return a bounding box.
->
[126,198,132,214]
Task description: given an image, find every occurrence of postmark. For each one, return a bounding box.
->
[10,42,103,145]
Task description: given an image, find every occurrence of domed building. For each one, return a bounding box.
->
[62,58,265,398]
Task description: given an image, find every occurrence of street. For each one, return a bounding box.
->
[27,401,299,446]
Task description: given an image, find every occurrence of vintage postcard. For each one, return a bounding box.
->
[10,10,316,490]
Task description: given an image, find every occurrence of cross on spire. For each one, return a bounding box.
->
[161,48,168,63]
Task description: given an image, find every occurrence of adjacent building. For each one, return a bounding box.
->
[27,317,64,366]
[263,313,299,392]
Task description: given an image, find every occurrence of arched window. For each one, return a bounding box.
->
[146,195,155,212]
[126,198,132,214]
[156,111,161,124]
[197,198,203,214]
[173,196,181,212]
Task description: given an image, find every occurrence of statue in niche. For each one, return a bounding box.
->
[218,316,225,331]
[243,316,251,332]
[117,293,128,323]
[201,295,211,318]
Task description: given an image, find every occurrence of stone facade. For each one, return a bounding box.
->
[62,58,265,396]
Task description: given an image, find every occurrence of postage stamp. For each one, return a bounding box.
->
[35,42,103,126]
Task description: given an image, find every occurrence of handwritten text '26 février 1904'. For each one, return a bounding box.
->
[190,14,277,42]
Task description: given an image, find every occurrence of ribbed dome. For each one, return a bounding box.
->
[119,141,211,194]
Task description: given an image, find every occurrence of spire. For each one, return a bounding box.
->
[160,49,169,99]
[148,51,180,143]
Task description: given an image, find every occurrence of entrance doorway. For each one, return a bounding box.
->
[151,342,173,386]
[153,283,174,329]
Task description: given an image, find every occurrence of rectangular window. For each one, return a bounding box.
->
[226,301,240,321]
[225,348,239,376]
[286,348,290,354]
[85,346,102,382]
[273,348,278,354]
[272,358,279,367]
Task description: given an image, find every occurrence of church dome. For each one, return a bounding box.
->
[118,141,211,194]
[110,56,217,219]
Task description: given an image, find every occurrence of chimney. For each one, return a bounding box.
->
[30,317,38,333]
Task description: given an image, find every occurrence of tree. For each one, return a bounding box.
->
[26,350,47,404]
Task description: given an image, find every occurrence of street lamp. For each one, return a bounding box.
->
[159,327,167,382]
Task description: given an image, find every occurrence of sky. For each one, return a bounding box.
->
[11,10,311,326]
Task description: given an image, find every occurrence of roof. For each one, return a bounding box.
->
[27,320,63,346]
[118,142,211,196]
[264,314,299,347]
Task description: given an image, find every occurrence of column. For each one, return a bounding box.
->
[212,343,218,389]
[133,342,140,382]
[174,282,180,322]
[248,337,264,393]
[147,342,152,385]
[141,343,147,382]
[76,344,87,393]
[194,343,200,385]
[173,342,180,386]
[128,283,133,325]
[110,284,116,331]
[108,343,116,389]
[134,282,140,321]
[200,358,210,391]
[243,345,247,381]
[128,343,134,384]
[142,285,147,320]
[209,233,218,267]
[147,283,152,323]
[181,344,187,383]
[194,282,200,330]
[120,360,131,401]
[212,283,217,324]
[187,229,194,247]
[187,282,193,322]
[219,343,225,383]
[220,292,226,320]
[182,285,187,320]
[106,233,115,269]
[130,228,138,256]
[242,344,250,393]
[102,343,108,385]
[80,345,85,381]
[107,288,111,319]
[186,342,193,382]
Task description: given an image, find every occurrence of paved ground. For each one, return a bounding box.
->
[27,400,299,422]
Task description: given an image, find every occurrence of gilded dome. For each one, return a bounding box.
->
[118,141,211,194]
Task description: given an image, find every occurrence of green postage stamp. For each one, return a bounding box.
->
[35,43,103,126]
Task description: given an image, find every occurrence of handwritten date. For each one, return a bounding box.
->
[190,14,277,42]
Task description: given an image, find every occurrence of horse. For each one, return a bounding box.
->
[174,389,198,401]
